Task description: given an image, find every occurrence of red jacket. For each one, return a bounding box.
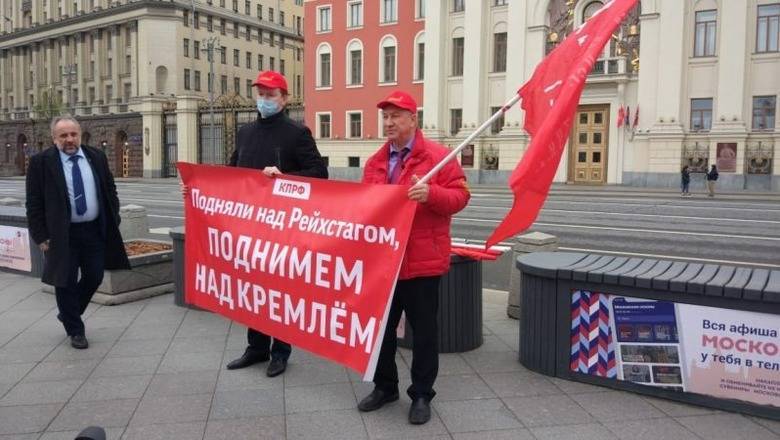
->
[362,129,470,280]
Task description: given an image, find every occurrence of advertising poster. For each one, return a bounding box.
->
[571,290,779,408]
[716,143,737,172]
[0,226,31,272]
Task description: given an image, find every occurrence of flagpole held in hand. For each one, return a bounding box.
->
[414,93,522,186]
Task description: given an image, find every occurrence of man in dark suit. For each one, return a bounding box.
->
[25,116,130,349]
[225,70,328,377]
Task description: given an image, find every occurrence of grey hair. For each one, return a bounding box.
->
[50,115,81,136]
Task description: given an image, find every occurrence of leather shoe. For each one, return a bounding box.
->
[70,335,89,349]
[357,388,399,412]
[226,349,269,370]
[408,398,431,425]
[266,358,287,377]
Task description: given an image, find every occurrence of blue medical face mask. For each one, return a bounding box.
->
[257,98,281,118]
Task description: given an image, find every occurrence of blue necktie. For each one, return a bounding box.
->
[69,155,87,216]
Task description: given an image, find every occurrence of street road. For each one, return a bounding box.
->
[1,178,778,291]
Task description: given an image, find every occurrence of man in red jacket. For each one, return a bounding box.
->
[358,91,470,425]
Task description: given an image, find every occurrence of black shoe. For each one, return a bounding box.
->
[357,388,399,412]
[226,349,269,370]
[70,334,89,349]
[408,398,431,425]
[266,358,287,377]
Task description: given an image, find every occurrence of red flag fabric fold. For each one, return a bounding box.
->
[486,0,638,249]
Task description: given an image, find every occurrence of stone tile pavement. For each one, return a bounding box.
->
[0,271,778,439]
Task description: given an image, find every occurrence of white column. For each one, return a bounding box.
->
[460,0,486,132]
[500,0,527,134]
[711,2,747,134]
[422,0,446,140]
[13,49,23,112]
[110,25,121,111]
[176,95,201,163]
[140,96,166,178]
[650,1,684,134]
[635,11,659,132]
[94,30,104,105]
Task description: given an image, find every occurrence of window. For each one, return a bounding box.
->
[296,75,301,96]
[233,49,239,66]
[318,113,331,138]
[348,157,360,167]
[221,75,228,94]
[493,32,507,72]
[232,0,238,12]
[318,6,331,32]
[417,109,424,127]
[234,22,239,38]
[183,39,189,57]
[490,106,505,134]
[270,32,276,47]
[317,44,332,87]
[694,10,717,57]
[415,41,425,80]
[416,0,425,18]
[347,40,363,85]
[280,60,285,75]
[453,0,464,13]
[269,7,274,22]
[125,55,131,74]
[380,37,397,83]
[690,98,713,131]
[105,85,113,102]
[382,0,397,23]
[123,83,131,102]
[193,11,199,29]
[234,77,240,94]
[450,109,462,135]
[348,112,362,138]
[348,1,363,28]
[246,26,251,41]
[194,70,201,91]
[220,18,226,35]
[280,11,285,26]
[183,10,189,27]
[184,69,191,90]
[257,4,262,19]
[494,0,507,5]
[258,54,264,70]
[245,0,250,15]
[752,96,776,130]
[194,41,200,59]
[246,52,251,69]
[106,58,112,76]
[220,46,227,64]
[207,15,213,32]
[757,4,780,53]
[270,56,275,71]
[452,37,464,76]
[246,80,252,98]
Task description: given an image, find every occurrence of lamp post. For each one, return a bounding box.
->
[201,37,222,163]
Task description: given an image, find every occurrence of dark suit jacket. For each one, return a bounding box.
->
[25,145,130,287]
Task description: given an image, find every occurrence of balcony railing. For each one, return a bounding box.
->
[589,56,627,76]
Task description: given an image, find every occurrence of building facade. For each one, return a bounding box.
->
[305,0,780,191]
[0,0,304,177]
[303,0,424,173]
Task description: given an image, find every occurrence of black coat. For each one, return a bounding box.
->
[229,111,328,178]
[25,145,130,287]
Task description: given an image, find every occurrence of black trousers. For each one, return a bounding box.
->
[374,276,440,401]
[246,329,291,361]
[54,220,105,337]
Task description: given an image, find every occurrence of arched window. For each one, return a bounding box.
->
[346,39,363,86]
[316,43,332,88]
[379,35,397,84]
[582,1,603,22]
[413,31,425,81]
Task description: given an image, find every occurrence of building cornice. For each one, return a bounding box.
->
[0,0,303,47]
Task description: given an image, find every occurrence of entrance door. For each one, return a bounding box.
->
[569,105,609,184]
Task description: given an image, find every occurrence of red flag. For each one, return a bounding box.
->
[617,105,625,128]
[632,105,640,129]
[486,0,638,249]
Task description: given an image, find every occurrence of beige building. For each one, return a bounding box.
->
[0,0,304,177]
[314,0,779,191]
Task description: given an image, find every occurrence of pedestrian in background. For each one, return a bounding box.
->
[681,165,691,197]
[706,164,719,197]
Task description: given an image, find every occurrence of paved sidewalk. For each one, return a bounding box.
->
[0,271,778,440]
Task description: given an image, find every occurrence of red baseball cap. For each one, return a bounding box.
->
[252,70,288,93]
[377,91,418,113]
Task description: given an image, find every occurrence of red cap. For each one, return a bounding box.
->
[377,91,418,113]
[252,71,288,93]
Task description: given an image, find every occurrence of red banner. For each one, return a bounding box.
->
[177,163,417,379]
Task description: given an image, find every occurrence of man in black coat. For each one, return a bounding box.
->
[225,70,328,377]
[26,116,130,349]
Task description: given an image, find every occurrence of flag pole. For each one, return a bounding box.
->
[415,92,522,185]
